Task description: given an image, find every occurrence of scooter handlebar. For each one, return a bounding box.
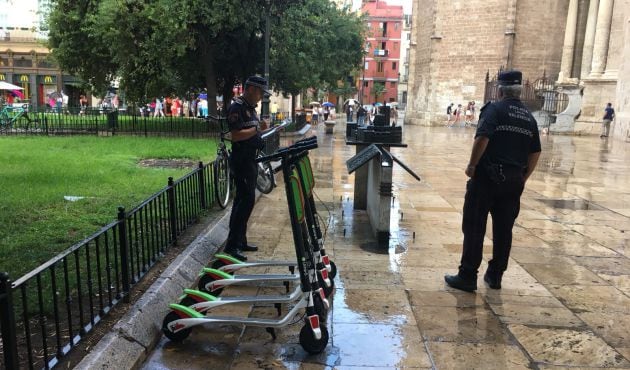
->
[256,141,318,163]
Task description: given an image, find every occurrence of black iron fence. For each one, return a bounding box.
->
[0,126,283,369]
[483,70,569,130]
[0,107,223,138]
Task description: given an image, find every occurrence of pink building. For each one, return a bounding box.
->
[359,0,403,105]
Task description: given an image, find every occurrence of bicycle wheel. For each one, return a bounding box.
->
[256,161,274,194]
[213,154,231,209]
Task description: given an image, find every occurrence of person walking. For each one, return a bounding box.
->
[391,106,398,126]
[224,76,272,261]
[446,103,454,124]
[444,70,542,292]
[601,102,615,138]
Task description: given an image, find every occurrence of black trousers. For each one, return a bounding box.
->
[226,148,257,250]
[459,169,525,279]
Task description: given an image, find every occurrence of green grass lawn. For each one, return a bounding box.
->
[0,136,219,278]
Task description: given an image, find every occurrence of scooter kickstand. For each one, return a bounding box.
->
[266,327,277,340]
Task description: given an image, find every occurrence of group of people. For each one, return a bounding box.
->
[348,102,398,126]
[140,96,218,118]
[310,104,333,124]
[446,101,477,127]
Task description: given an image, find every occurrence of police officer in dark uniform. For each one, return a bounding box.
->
[445,70,542,292]
[224,76,272,261]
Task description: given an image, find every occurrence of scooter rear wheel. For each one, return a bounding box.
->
[299,323,329,354]
[318,272,335,298]
[162,312,192,342]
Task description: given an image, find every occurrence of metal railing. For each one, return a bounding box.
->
[0,107,223,138]
[0,123,284,369]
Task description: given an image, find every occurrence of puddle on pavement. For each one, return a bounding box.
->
[537,198,605,211]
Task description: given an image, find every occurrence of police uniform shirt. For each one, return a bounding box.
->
[227,96,262,150]
[476,98,541,168]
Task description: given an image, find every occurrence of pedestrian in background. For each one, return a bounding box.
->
[601,102,615,138]
[444,70,541,292]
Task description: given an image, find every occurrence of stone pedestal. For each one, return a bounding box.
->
[552,84,583,133]
[324,120,336,134]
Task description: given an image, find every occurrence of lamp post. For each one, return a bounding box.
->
[261,0,271,118]
[360,41,369,104]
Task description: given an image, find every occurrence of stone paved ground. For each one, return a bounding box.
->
[143,118,630,369]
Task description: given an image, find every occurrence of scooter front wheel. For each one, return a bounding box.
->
[329,261,337,279]
[313,293,328,323]
[162,312,192,342]
[299,323,329,354]
[198,274,224,296]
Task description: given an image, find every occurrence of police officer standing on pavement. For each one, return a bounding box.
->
[445,70,542,292]
[224,76,272,261]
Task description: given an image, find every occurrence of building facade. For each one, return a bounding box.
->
[405,0,630,141]
[359,0,403,105]
[405,0,568,126]
[398,13,412,108]
[0,0,82,109]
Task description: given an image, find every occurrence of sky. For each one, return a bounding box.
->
[0,0,39,29]
[353,0,413,14]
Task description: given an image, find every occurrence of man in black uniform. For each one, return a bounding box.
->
[445,70,541,292]
[224,76,271,261]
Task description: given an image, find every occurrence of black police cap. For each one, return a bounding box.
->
[497,70,522,85]
[245,76,272,96]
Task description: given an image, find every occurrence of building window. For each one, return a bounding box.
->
[392,62,397,70]
[363,81,369,87]
[377,62,384,73]
[14,57,32,68]
[390,82,396,88]
[407,33,411,40]
[365,61,369,70]
[381,41,386,50]
[394,22,399,30]
[0,56,8,66]
[394,42,398,50]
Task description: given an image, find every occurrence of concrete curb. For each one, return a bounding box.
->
[75,209,232,370]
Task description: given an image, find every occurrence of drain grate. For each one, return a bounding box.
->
[536,198,605,211]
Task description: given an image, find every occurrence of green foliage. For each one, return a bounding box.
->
[0,136,218,278]
[46,0,365,111]
[372,81,386,102]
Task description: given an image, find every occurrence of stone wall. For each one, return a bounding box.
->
[405,0,569,126]
[613,13,630,141]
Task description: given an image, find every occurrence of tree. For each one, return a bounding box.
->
[372,82,386,103]
[47,0,364,116]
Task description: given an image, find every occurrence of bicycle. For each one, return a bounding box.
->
[212,115,232,209]
[256,119,289,194]
[0,104,36,131]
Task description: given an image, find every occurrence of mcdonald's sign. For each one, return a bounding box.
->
[19,75,29,83]
[0,73,5,81]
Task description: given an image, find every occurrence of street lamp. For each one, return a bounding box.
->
[261,0,271,118]
[360,41,370,104]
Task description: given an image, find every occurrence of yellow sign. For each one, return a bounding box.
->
[20,75,29,83]
[44,75,53,84]
[0,73,5,81]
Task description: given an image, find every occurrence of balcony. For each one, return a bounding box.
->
[373,49,389,57]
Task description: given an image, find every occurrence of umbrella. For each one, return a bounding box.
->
[198,93,208,99]
[375,102,383,106]
[344,98,357,106]
[322,102,334,107]
[386,102,398,107]
[0,81,23,90]
[11,90,25,99]
[309,101,320,106]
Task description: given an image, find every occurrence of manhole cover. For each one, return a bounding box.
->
[536,198,605,211]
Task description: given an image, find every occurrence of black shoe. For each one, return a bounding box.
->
[224,248,247,261]
[444,274,477,292]
[240,244,258,252]
[484,271,502,289]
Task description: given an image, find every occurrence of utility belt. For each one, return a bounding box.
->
[480,161,524,184]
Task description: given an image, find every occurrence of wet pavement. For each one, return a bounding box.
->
[143,119,630,369]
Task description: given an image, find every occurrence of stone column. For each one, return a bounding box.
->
[558,0,579,82]
[580,0,599,78]
[589,0,614,77]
